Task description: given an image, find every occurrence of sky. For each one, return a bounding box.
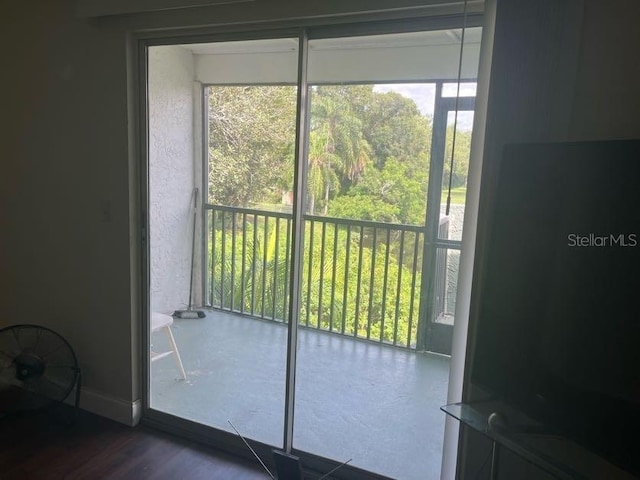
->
[373,83,476,130]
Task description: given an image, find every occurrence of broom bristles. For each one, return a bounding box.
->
[173,310,206,319]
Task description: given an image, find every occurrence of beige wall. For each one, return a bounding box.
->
[1,1,136,420]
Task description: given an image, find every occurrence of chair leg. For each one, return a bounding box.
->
[164,326,187,380]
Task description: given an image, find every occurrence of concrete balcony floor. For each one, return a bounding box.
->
[150,310,450,480]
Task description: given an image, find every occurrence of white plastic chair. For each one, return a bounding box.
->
[151,312,187,380]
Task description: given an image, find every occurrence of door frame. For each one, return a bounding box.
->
[138,13,482,479]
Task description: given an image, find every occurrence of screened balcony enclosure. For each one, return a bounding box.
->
[148,22,480,480]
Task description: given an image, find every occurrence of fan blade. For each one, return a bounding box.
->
[23,373,68,400]
[0,349,19,366]
[0,364,20,388]
[0,333,22,358]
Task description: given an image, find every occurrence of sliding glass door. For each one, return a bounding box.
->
[146,21,480,480]
[292,30,480,479]
[148,37,300,448]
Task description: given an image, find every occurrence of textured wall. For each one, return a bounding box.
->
[148,46,196,315]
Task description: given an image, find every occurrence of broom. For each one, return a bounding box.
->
[173,187,206,319]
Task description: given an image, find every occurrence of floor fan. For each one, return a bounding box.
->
[0,324,81,418]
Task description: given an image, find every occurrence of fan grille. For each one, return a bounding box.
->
[0,325,79,413]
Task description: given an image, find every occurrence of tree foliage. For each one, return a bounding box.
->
[360,90,432,170]
[207,83,472,217]
[207,86,296,206]
[329,157,427,225]
[443,124,473,189]
[307,89,371,214]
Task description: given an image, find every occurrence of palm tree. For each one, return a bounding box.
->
[307,90,371,214]
[211,215,291,321]
[307,130,342,215]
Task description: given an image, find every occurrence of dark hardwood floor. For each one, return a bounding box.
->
[0,407,267,479]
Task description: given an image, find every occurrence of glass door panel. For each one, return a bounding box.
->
[148,37,299,448]
[293,28,480,480]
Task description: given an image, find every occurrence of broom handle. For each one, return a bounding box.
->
[187,187,198,310]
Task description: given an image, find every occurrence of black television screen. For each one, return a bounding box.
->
[471,140,640,474]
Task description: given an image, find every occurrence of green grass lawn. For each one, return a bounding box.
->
[441,186,466,205]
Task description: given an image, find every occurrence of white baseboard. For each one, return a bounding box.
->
[67,386,142,426]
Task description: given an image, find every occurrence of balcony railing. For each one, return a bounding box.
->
[206,204,450,350]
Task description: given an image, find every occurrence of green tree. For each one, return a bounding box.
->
[208,86,297,206]
[329,157,427,225]
[307,130,342,215]
[307,89,371,214]
[210,215,291,319]
[443,125,472,189]
[360,90,432,171]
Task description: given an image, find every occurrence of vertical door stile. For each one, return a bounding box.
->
[283,29,309,453]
